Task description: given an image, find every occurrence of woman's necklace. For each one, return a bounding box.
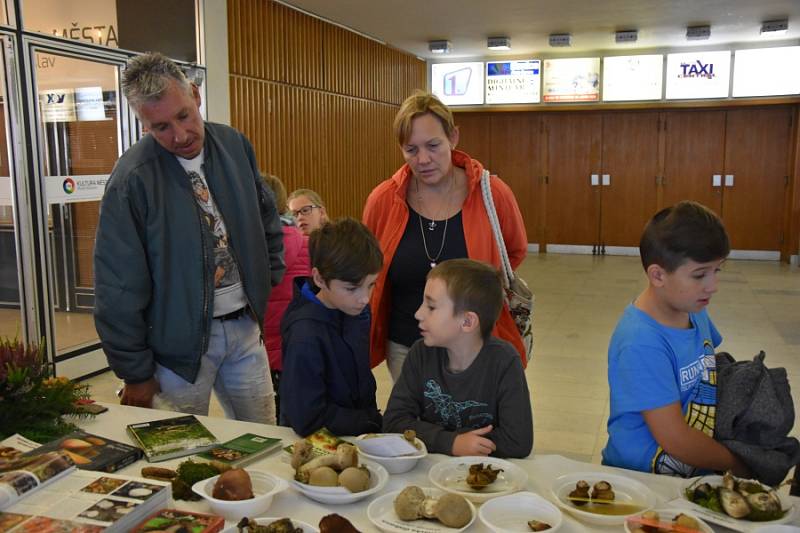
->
[415,170,455,231]
[416,173,455,268]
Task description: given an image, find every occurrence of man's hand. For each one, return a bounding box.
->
[452,425,496,456]
[120,378,160,408]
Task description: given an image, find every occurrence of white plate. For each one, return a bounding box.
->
[479,491,563,533]
[367,487,476,533]
[676,475,796,532]
[428,456,528,503]
[356,433,428,474]
[192,470,288,522]
[290,461,389,505]
[222,517,319,533]
[550,472,658,526]
[623,508,713,533]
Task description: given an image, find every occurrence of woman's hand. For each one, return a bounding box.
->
[452,425,496,456]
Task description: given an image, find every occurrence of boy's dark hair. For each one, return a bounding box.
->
[428,259,504,339]
[309,217,383,284]
[640,200,730,272]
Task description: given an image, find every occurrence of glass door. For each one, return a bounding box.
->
[27,42,128,376]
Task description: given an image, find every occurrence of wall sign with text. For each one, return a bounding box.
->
[666,51,731,100]
[431,62,485,106]
[543,57,600,102]
[485,60,541,104]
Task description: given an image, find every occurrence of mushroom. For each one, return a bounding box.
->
[212,469,254,501]
[393,486,471,528]
[590,481,615,502]
[297,443,358,474]
[338,466,370,493]
[291,440,314,470]
[568,480,590,506]
[308,466,339,487]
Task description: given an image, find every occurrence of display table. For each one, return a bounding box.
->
[76,403,798,532]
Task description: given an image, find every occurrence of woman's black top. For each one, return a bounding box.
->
[386,206,468,347]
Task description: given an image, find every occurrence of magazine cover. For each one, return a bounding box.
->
[25,431,142,473]
[196,433,281,468]
[127,415,218,462]
[0,451,75,510]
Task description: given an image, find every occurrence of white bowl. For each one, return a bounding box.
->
[479,492,563,533]
[428,456,528,503]
[368,486,477,533]
[290,461,389,505]
[355,433,428,474]
[550,472,657,526]
[192,470,287,521]
[623,508,713,533]
[678,475,796,531]
[222,517,319,533]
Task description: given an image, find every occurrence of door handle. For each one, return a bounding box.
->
[725,174,734,187]
[712,174,722,187]
[590,174,599,186]
[602,174,611,186]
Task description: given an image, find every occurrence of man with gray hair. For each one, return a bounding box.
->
[94,52,284,423]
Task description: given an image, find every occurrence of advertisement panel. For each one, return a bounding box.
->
[666,50,731,99]
[431,62,484,106]
[485,60,541,104]
[733,46,800,97]
[543,57,600,102]
[603,55,663,101]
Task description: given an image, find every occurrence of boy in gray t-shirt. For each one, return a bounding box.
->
[383,259,533,458]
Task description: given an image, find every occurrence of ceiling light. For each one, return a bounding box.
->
[761,19,789,36]
[615,30,638,43]
[487,36,511,50]
[686,25,711,41]
[549,33,572,47]
[428,40,452,54]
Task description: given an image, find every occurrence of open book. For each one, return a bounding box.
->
[0,451,75,510]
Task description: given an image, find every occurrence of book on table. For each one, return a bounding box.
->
[0,451,170,532]
[196,433,282,468]
[23,430,142,473]
[283,427,344,458]
[126,415,219,462]
[131,508,225,533]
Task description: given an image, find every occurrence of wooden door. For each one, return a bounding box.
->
[489,113,542,243]
[453,112,492,164]
[544,113,602,246]
[722,107,792,251]
[600,112,661,247]
[662,110,725,214]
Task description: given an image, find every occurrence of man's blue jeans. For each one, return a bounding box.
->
[153,314,276,424]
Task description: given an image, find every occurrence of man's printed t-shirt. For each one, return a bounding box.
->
[603,305,722,477]
[176,151,247,316]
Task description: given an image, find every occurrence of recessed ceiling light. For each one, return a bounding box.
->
[487,37,511,50]
[761,19,789,36]
[428,40,452,54]
[549,33,572,47]
[686,25,711,40]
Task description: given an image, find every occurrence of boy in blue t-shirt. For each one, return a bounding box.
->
[603,201,748,478]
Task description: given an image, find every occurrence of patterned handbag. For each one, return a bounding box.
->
[480,170,534,361]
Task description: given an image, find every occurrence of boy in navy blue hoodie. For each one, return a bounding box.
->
[280,217,384,436]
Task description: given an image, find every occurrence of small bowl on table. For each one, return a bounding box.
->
[192,469,288,522]
[479,491,563,533]
[355,433,428,474]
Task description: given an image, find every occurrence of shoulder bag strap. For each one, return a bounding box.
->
[480,170,514,288]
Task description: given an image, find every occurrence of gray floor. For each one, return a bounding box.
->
[84,253,800,462]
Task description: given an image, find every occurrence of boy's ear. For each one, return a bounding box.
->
[311,267,328,289]
[460,311,480,334]
[646,263,668,287]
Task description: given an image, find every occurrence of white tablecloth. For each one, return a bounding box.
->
[75,403,798,533]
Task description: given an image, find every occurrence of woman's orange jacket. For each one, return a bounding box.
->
[363,150,529,369]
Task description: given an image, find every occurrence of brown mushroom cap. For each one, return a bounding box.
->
[308,466,339,487]
[338,466,370,493]
[212,468,254,501]
[435,493,472,528]
[394,486,427,520]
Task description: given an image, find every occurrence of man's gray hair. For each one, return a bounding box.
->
[122,52,191,110]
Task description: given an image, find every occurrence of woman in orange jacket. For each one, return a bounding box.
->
[363,91,528,381]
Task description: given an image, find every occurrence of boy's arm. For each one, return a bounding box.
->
[643,403,749,476]
[383,346,460,454]
[487,356,534,458]
[281,338,380,437]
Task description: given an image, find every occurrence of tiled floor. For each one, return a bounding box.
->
[83,253,800,463]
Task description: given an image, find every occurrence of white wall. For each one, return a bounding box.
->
[203,0,230,125]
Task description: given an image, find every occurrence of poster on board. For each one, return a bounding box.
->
[485,60,541,104]
[543,57,600,102]
[733,46,800,97]
[431,62,484,105]
[603,54,663,101]
[666,50,731,99]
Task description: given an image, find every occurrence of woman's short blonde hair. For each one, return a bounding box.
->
[260,173,288,213]
[288,188,327,210]
[393,91,456,146]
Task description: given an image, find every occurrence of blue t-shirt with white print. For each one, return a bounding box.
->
[602,304,722,477]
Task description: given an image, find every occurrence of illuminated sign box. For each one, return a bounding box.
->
[485,60,541,104]
[666,50,731,99]
[733,46,800,97]
[603,55,663,101]
[431,62,484,105]
[543,57,600,102]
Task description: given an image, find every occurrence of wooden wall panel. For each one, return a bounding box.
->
[228,0,424,219]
